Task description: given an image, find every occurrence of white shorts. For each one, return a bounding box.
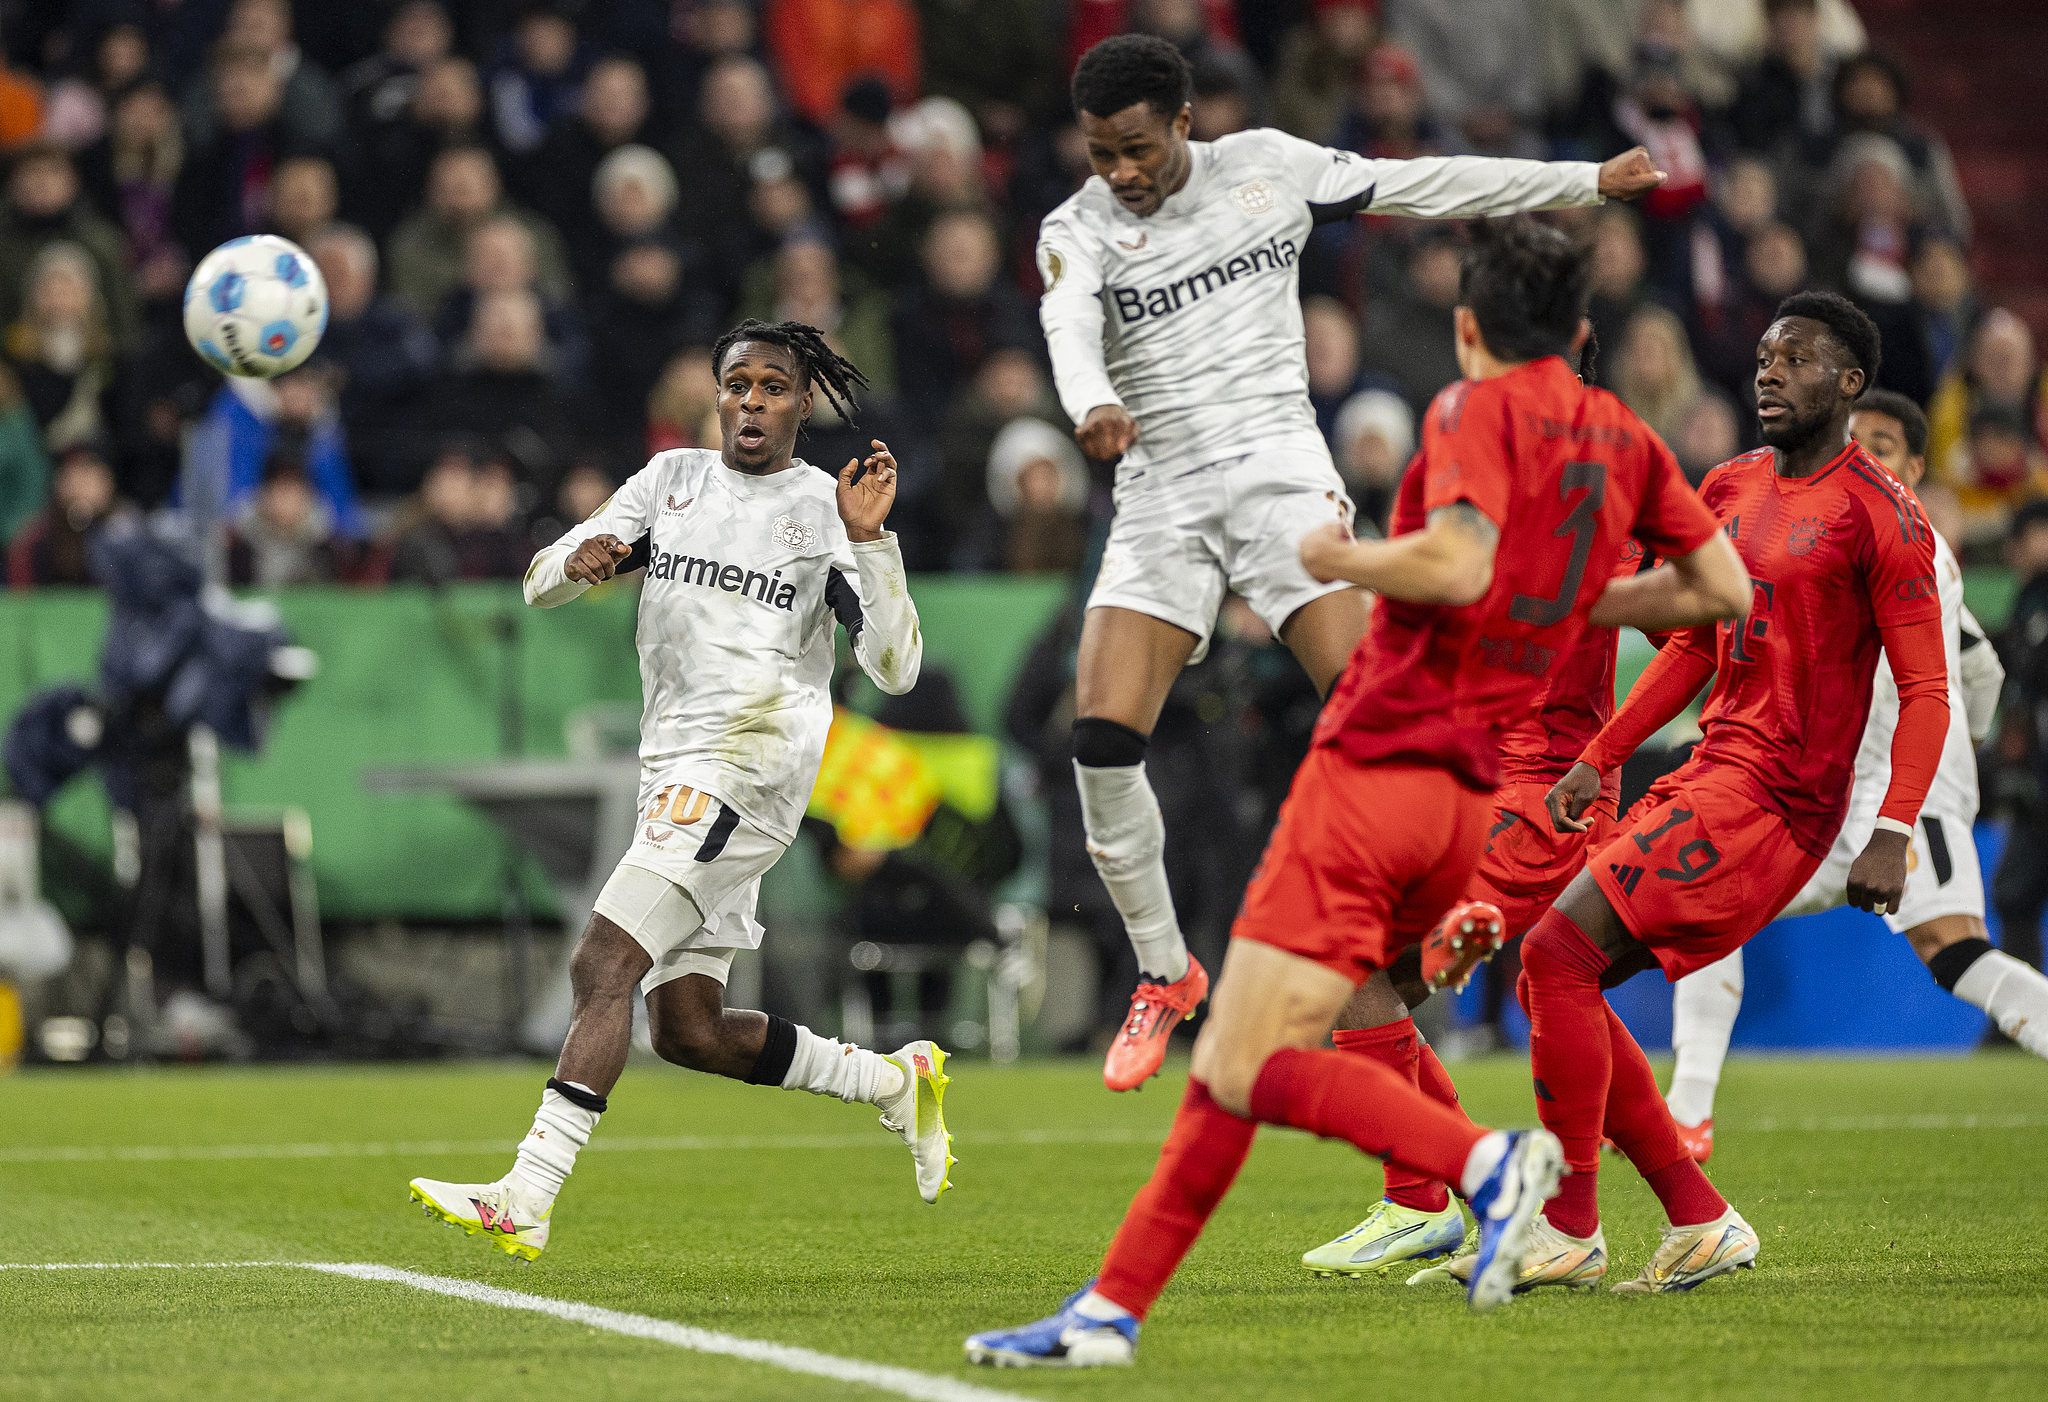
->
[598,781,785,995]
[1087,442,1351,661]
[1778,804,1984,933]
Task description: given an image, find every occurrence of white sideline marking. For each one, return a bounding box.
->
[1,1261,1032,1402]
[4,1113,2047,1167]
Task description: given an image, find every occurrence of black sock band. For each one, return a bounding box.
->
[546,1077,608,1114]
[1073,716,1149,768]
[747,1014,800,1086]
[1928,937,1996,992]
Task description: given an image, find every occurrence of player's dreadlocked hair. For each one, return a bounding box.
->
[711,319,871,426]
[1071,34,1192,119]
[1458,218,1594,365]
[1773,291,1881,397]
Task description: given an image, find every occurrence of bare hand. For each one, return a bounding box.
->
[1298,520,1357,584]
[1598,147,1668,201]
[837,439,897,542]
[1075,404,1138,460]
[565,533,632,585]
[1546,761,1603,833]
[1845,827,1911,914]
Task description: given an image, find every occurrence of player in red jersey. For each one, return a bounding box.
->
[963,222,1748,1365]
[1520,291,1951,1295]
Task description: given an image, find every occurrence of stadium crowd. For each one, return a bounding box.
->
[0,0,2039,1040]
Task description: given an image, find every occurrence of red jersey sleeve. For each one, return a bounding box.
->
[1420,380,1513,528]
[1577,623,1717,772]
[1852,484,1950,828]
[1631,434,1722,560]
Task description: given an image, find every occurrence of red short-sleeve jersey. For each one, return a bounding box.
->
[1681,442,1944,855]
[1317,356,1721,789]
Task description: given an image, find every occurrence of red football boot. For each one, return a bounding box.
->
[1103,955,1209,1092]
[1419,900,1507,993]
[1674,1117,1714,1163]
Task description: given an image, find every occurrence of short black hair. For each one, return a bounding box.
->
[1458,219,1593,365]
[1853,388,1928,456]
[1835,49,1910,111]
[1773,290,1881,395]
[711,318,870,425]
[2011,497,2048,540]
[1072,34,1192,120]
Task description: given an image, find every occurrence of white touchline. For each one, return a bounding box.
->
[4,1114,2045,1167]
[0,1261,1034,1402]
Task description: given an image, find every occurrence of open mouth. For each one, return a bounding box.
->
[736,423,767,449]
[1757,399,1790,423]
[1113,186,1149,209]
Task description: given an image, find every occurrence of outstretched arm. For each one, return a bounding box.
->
[1298,502,1497,606]
[1546,624,1718,832]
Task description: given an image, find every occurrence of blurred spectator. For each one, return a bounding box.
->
[1360,231,1463,414]
[1697,219,1807,406]
[1826,49,1969,242]
[828,77,914,232]
[386,145,572,322]
[0,33,43,153]
[1816,134,1921,305]
[889,209,1035,419]
[7,440,122,588]
[409,289,585,498]
[182,0,347,155]
[76,80,187,311]
[670,56,828,299]
[1584,207,1663,389]
[1613,304,1724,448]
[341,1,454,138]
[353,55,491,240]
[848,96,989,291]
[645,346,720,455]
[1994,500,2048,977]
[389,443,531,584]
[911,0,1061,141]
[1690,155,1776,338]
[587,237,721,448]
[1333,42,1444,162]
[574,143,687,303]
[1598,37,1712,243]
[431,215,589,385]
[1189,55,1255,142]
[986,417,1086,572]
[1669,391,1742,483]
[3,243,116,450]
[202,366,362,537]
[0,363,49,542]
[1331,388,1412,534]
[267,153,338,247]
[664,0,760,129]
[307,225,440,498]
[227,455,340,587]
[767,0,922,128]
[172,42,328,258]
[936,348,1067,562]
[1685,0,1864,69]
[1271,0,1379,144]
[1135,0,1270,130]
[742,234,896,396]
[1730,0,1836,158]
[1304,296,1376,443]
[516,54,652,258]
[1929,310,2048,488]
[484,4,591,155]
[1867,232,1978,408]
[1388,0,1541,156]
[1951,405,2048,550]
[38,20,151,151]
[0,146,135,352]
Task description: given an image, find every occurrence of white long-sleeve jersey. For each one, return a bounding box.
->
[1034,128,1603,475]
[525,449,921,843]
[1852,531,2003,821]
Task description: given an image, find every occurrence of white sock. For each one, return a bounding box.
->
[1459,1129,1510,1201]
[1072,1290,1133,1322]
[509,1084,599,1202]
[1074,760,1188,982]
[1668,949,1744,1125]
[782,1025,903,1104]
[1953,949,2048,1057]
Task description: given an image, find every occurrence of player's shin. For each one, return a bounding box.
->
[1333,1022,1460,1212]
[1668,950,1743,1126]
[1520,910,1614,1236]
[755,1015,906,1104]
[1934,937,2048,1058]
[1072,726,1188,982]
[1600,1007,1727,1226]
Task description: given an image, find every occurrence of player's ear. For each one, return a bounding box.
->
[1570,318,1591,356]
[800,385,813,422]
[1171,102,1192,140]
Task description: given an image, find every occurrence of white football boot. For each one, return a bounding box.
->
[409,1176,551,1262]
[1611,1205,1758,1293]
[881,1040,955,1203]
[1407,1212,1606,1292]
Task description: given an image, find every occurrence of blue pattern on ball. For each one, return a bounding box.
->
[276,253,308,288]
[208,271,246,313]
[257,320,298,358]
[196,338,232,371]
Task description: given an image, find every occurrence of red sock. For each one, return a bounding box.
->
[1600,1005,1693,1178]
[1332,1022,1460,1212]
[1094,1078,1256,1320]
[1249,1046,1487,1189]
[1521,908,1614,1237]
[1643,1157,1728,1227]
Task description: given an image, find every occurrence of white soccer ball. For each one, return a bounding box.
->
[181,235,328,378]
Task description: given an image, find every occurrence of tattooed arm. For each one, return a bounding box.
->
[1298,502,1500,606]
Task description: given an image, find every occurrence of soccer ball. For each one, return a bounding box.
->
[182,235,329,378]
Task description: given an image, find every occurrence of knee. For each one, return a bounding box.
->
[1520,917,1601,989]
[570,916,648,994]
[1515,969,1530,1015]
[1073,716,1149,769]
[648,1005,720,1071]
[1189,1034,1259,1117]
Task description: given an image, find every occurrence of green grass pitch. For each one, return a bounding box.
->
[5,1053,2047,1400]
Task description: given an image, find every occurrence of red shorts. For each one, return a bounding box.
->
[1234,748,1496,984]
[1589,757,1823,980]
[1466,778,1620,939]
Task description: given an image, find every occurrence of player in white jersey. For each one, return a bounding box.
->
[1661,390,2048,1161]
[1039,34,1671,1090]
[408,321,955,1261]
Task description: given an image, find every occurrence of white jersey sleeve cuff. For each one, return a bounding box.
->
[1873,816,1914,838]
[524,543,592,608]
